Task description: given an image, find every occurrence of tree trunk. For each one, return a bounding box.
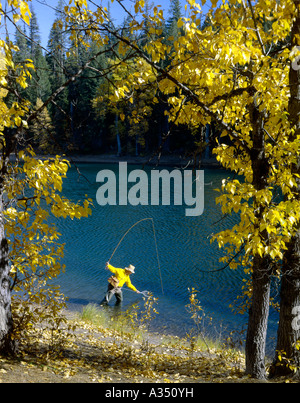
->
[245,256,272,379]
[0,195,14,355]
[270,2,300,378]
[270,234,300,378]
[245,95,271,379]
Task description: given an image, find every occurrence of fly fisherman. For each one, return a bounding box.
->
[100,262,141,306]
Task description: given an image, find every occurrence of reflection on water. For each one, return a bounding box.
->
[54,163,278,354]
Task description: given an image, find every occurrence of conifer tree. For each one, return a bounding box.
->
[28,7,41,59]
[14,25,29,63]
[46,2,69,149]
[166,0,182,41]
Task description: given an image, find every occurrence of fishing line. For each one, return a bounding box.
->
[108,217,164,295]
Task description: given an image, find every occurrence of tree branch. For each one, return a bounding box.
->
[106,26,252,156]
[247,0,266,56]
[207,86,256,107]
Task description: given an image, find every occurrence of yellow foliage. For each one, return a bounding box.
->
[3,147,93,344]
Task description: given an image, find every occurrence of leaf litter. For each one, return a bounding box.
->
[0,309,287,383]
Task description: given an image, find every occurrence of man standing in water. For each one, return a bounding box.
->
[100,262,141,306]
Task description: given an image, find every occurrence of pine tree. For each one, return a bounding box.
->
[32,48,51,102]
[166,0,182,42]
[14,25,29,63]
[46,1,69,150]
[29,7,41,59]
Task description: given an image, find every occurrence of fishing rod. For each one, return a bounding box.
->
[107,217,164,295]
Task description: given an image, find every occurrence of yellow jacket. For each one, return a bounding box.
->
[107,264,137,292]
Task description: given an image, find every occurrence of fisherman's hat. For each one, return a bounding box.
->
[125,264,135,273]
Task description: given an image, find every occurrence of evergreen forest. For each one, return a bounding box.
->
[12,0,213,159]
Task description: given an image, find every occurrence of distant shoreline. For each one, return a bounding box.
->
[54,153,220,168]
[11,151,220,168]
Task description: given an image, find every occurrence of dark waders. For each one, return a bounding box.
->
[100,284,123,306]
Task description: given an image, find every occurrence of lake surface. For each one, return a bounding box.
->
[54,162,279,354]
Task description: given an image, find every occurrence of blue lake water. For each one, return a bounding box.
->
[54,162,279,354]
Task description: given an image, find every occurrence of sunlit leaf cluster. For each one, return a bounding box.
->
[4,148,92,342]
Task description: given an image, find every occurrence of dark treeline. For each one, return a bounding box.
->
[11,0,217,159]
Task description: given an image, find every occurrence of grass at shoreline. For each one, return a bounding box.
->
[79,303,224,353]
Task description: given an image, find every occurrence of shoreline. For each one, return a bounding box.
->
[35,153,221,168]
